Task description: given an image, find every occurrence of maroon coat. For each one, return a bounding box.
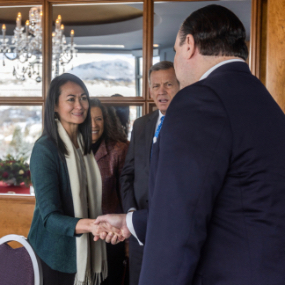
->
[95,139,129,215]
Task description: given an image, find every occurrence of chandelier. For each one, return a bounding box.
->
[0,6,76,82]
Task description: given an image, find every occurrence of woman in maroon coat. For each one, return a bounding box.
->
[90,98,129,285]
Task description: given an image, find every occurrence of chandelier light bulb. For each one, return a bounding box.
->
[56,19,60,30]
[16,15,21,28]
[61,24,64,30]
[40,11,43,28]
[57,15,62,26]
[2,24,6,39]
[25,20,29,35]
[70,30,74,45]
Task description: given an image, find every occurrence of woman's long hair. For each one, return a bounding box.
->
[42,73,92,156]
[90,98,127,145]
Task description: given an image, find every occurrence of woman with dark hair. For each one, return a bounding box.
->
[28,73,115,285]
[90,98,129,285]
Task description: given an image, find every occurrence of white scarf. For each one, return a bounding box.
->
[57,120,107,285]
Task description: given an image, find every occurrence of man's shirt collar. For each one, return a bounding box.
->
[200,59,245,81]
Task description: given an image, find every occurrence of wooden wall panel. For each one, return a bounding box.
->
[258,0,267,85]
[249,0,262,77]
[0,196,35,243]
[266,0,285,112]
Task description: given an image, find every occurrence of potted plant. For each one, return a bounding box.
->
[0,154,31,187]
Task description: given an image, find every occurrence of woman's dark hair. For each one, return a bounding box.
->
[89,98,127,144]
[179,4,248,61]
[42,73,92,156]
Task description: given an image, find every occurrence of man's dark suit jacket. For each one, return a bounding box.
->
[120,109,158,284]
[133,62,285,285]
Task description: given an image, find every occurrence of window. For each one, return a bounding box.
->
[0,0,254,196]
[52,3,144,97]
[0,105,42,160]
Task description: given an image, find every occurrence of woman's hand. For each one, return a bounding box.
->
[92,222,124,244]
[93,214,130,244]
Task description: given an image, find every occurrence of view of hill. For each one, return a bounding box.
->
[68,59,135,83]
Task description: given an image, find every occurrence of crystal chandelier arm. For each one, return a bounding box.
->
[3,53,18,60]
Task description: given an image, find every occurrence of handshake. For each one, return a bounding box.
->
[92,214,131,244]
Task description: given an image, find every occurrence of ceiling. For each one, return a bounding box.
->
[58,1,252,52]
[0,5,143,25]
[1,1,251,53]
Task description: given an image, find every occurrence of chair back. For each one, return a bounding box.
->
[0,234,43,285]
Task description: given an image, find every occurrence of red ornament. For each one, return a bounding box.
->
[2,172,9,178]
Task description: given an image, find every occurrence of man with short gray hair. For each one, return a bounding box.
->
[120,61,179,284]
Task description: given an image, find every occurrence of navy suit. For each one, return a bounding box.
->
[121,110,159,285]
[133,62,285,285]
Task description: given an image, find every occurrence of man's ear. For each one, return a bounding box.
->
[185,34,196,59]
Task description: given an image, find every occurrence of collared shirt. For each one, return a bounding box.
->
[200,59,245,81]
[154,110,164,135]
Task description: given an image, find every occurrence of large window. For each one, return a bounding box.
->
[0,4,44,172]
[0,0,254,195]
[52,3,144,97]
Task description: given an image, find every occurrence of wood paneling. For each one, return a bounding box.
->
[0,196,35,241]
[249,0,262,77]
[0,1,43,5]
[249,0,267,84]
[43,0,52,99]
[143,0,153,107]
[266,0,285,112]
[259,0,267,85]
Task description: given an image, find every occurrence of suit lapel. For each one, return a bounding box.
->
[145,110,159,169]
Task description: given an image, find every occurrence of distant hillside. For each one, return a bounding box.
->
[68,59,135,82]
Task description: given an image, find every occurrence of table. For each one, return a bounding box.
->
[0,181,31,195]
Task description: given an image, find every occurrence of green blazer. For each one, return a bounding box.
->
[28,135,81,273]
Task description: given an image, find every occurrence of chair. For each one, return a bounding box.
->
[0,234,43,285]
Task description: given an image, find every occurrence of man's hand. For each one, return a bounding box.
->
[91,222,123,243]
[94,214,131,244]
